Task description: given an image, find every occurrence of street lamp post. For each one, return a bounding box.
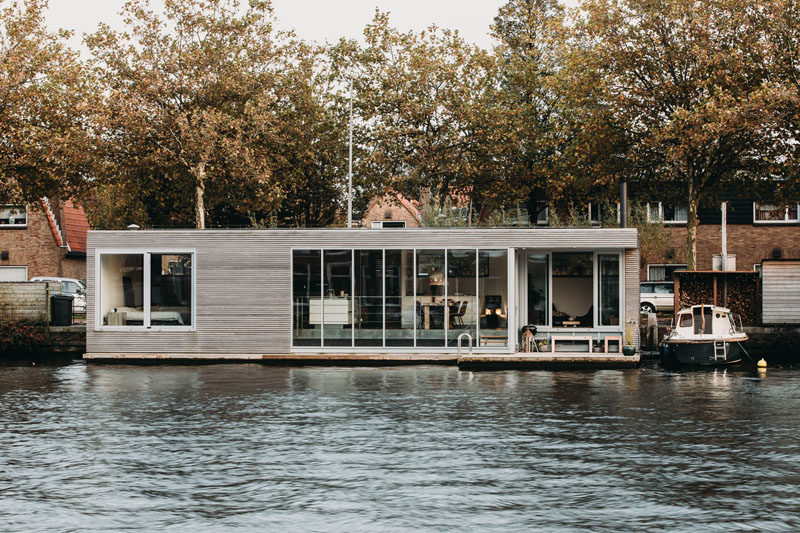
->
[347,79,353,229]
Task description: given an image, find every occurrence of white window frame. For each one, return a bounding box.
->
[371,220,406,228]
[290,247,515,354]
[587,203,600,225]
[753,202,800,224]
[527,250,624,334]
[0,205,28,228]
[647,202,688,224]
[94,248,197,332]
[647,263,688,281]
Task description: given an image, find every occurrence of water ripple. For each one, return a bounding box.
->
[1,363,800,531]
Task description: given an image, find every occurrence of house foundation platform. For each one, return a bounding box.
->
[83,351,639,369]
[457,353,640,370]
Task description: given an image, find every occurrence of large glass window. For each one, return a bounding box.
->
[354,250,383,347]
[598,254,620,326]
[479,250,508,347]
[384,250,414,347]
[552,252,593,328]
[293,249,321,346]
[527,253,549,326]
[290,247,509,350]
[323,250,353,347]
[150,253,192,326]
[99,254,145,326]
[416,250,446,347]
[447,249,477,347]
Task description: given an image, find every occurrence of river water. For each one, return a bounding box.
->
[1,362,800,532]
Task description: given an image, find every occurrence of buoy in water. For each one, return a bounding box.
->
[757,358,767,368]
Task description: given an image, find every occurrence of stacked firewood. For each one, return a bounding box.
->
[676,272,759,326]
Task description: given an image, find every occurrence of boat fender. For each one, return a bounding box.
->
[757,358,767,368]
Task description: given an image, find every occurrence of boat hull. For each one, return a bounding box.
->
[659,340,747,367]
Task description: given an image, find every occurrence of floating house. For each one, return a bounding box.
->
[84,228,640,366]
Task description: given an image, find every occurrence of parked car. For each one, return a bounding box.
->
[640,281,675,314]
[30,277,86,313]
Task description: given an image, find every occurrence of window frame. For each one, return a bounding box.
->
[647,202,688,224]
[587,203,600,225]
[371,220,407,228]
[753,202,800,224]
[0,205,28,228]
[647,263,688,281]
[94,248,197,332]
[290,247,515,353]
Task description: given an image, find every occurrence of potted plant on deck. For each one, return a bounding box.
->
[623,319,637,356]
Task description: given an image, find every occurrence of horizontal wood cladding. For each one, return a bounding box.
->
[88,227,638,249]
[762,262,800,324]
[87,228,639,355]
[625,248,641,348]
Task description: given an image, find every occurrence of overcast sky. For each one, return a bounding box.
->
[45,0,511,51]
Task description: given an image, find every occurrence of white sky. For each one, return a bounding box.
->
[45,0,511,51]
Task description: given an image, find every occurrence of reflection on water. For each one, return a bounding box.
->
[1,363,800,531]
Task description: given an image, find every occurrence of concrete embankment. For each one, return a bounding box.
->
[743,327,800,366]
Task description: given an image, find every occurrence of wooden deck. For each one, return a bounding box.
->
[457,352,640,369]
[83,351,639,368]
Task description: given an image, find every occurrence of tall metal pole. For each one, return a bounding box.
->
[721,201,727,271]
[619,179,628,228]
[347,79,353,229]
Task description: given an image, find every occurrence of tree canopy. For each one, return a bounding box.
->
[0,0,94,203]
[3,0,800,268]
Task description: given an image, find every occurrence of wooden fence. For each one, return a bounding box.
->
[0,282,62,324]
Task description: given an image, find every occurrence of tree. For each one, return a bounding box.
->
[331,12,502,217]
[572,0,781,269]
[490,0,567,214]
[0,0,93,203]
[87,0,295,229]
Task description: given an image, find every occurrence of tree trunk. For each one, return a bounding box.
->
[686,184,699,271]
[194,162,206,230]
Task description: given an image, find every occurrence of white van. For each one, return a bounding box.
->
[30,277,86,313]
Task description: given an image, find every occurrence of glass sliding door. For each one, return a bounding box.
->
[354,250,383,346]
[385,249,414,347]
[447,249,477,347]
[292,250,321,346]
[598,254,620,326]
[527,253,549,326]
[323,249,353,347]
[416,250,445,347]
[478,250,508,347]
[552,252,593,327]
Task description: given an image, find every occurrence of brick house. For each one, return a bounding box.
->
[0,198,89,281]
[362,193,422,228]
[638,199,800,280]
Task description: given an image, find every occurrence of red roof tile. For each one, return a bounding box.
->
[62,200,90,253]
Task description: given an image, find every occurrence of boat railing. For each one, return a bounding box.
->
[729,314,745,334]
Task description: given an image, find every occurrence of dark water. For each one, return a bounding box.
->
[2,362,800,532]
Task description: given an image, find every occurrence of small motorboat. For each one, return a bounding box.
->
[660,305,749,367]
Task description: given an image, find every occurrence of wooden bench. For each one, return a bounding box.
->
[604,335,623,354]
[550,335,593,353]
[480,335,507,347]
